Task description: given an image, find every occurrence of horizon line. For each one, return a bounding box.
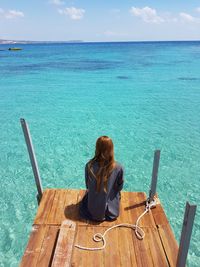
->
[1,39,200,45]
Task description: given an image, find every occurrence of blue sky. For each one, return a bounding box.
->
[0,0,200,41]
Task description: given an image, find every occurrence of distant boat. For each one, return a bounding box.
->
[8,48,22,51]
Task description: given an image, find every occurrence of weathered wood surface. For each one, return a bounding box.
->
[52,220,76,267]
[20,189,178,267]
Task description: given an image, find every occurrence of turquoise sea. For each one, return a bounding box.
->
[0,41,200,266]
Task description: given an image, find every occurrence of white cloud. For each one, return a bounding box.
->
[130,6,164,23]
[58,7,85,20]
[179,12,200,23]
[51,0,65,6]
[0,8,24,19]
[180,12,195,22]
[196,7,200,13]
[6,10,24,19]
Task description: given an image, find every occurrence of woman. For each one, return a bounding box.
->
[80,136,124,221]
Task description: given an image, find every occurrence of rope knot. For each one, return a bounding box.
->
[93,233,103,242]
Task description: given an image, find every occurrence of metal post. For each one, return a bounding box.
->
[148,150,160,202]
[20,118,43,204]
[176,202,197,267]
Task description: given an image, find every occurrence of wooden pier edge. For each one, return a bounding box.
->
[20,189,179,267]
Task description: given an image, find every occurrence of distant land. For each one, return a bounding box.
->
[0,39,84,44]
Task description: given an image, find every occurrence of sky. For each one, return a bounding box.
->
[0,0,200,41]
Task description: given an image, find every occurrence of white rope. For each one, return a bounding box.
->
[75,199,156,251]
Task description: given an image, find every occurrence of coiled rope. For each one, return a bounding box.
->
[75,199,156,251]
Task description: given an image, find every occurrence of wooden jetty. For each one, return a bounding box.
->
[19,118,197,267]
[20,189,178,267]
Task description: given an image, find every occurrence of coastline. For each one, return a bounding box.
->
[1,39,200,45]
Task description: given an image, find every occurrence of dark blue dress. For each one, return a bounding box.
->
[80,161,124,221]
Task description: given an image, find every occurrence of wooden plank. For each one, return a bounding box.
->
[157,224,178,267]
[118,227,137,266]
[115,191,138,266]
[36,225,59,266]
[127,227,139,267]
[71,225,89,267]
[132,230,154,267]
[151,201,169,226]
[20,225,47,267]
[104,227,120,267]
[64,190,80,222]
[119,192,130,222]
[34,189,56,225]
[51,220,76,267]
[146,228,169,267]
[86,226,104,267]
[134,192,156,227]
[72,225,105,266]
[126,192,146,228]
[47,190,68,225]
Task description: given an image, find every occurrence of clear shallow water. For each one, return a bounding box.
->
[0,41,200,266]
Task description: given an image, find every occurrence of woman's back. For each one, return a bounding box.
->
[85,161,124,221]
[79,136,124,221]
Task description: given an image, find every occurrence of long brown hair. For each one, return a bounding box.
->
[88,136,115,192]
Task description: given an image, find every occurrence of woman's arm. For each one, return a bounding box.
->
[115,167,124,191]
[85,164,89,189]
